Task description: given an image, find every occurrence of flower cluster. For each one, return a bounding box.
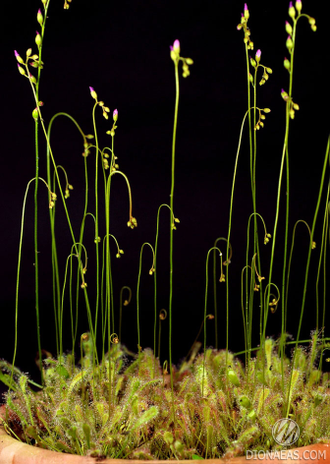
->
[254,107,271,131]
[281,89,300,119]
[170,40,193,78]
[237,4,254,50]
[249,49,273,86]
[284,1,317,74]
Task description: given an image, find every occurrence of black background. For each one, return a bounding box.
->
[1,0,330,396]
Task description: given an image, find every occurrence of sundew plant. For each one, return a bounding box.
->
[1,0,330,459]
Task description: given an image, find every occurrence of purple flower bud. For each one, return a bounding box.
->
[89,86,97,100]
[17,63,26,76]
[255,49,261,61]
[37,9,44,26]
[14,50,24,64]
[295,0,302,13]
[170,39,180,53]
[288,1,296,19]
[35,31,42,48]
[113,109,118,122]
[244,3,249,19]
[170,40,180,61]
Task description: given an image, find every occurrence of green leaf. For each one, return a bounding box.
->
[192,454,204,460]
[131,406,158,431]
[0,371,18,391]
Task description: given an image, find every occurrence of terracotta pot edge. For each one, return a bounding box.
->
[1,417,330,464]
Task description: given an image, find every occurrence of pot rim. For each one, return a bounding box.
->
[1,425,330,464]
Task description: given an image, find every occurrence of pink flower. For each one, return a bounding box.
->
[170,39,180,52]
[113,109,118,122]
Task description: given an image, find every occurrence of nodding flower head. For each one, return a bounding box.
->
[113,109,118,122]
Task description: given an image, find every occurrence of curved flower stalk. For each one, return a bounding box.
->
[136,243,155,355]
[245,213,271,360]
[14,9,97,379]
[152,203,179,376]
[11,177,57,386]
[202,246,223,397]
[225,106,270,379]
[46,112,92,356]
[213,237,232,349]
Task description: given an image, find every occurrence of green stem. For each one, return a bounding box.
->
[285,137,330,417]
[169,57,180,419]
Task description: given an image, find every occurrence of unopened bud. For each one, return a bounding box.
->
[113,108,118,122]
[281,89,289,101]
[295,0,302,13]
[286,35,293,52]
[172,39,180,53]
[255,49,261,63]
[37,9,44,26]
[17,64,26,76]
[284,57,291,71]
[14,50,24,64]
[35,31,42,48]
[309,17,316,31]
[89,86,98,100]
[170,39,180,61]
[288,1,296,19]
[285,21,293,36]
[32,108,39,120]
[29,73,37,84]
[244,3,249,19]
